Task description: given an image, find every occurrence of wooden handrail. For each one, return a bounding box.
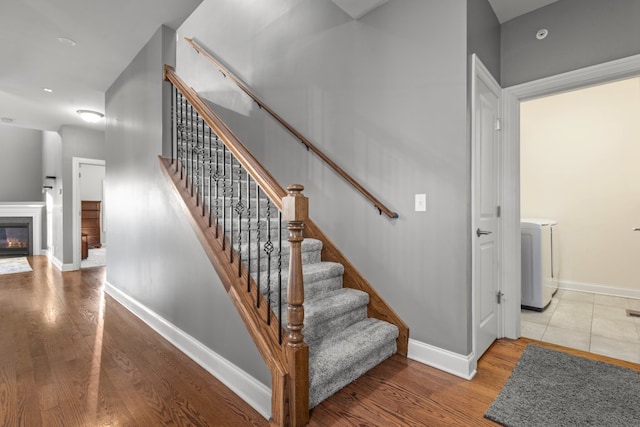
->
[184,37,399,219]
[165,65,309,425]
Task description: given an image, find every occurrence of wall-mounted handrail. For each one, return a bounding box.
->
[184,37,399,219]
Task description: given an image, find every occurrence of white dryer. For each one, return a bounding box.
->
[521,219,559,311]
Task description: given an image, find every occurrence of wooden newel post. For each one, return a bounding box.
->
[282,184,309,426]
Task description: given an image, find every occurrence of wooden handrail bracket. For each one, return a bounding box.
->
[184,37,399,219]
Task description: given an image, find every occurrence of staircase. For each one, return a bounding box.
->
[162,65,407,425]
[248,228,399,408]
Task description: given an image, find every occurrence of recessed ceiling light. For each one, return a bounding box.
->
[77,110,104,123]
[57,37,77,46]
[1,117,14,124]
[44,88,53,93]
[536,29,549,40]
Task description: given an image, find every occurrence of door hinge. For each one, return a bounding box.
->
[496,118,502,131]
[496,291,504,304]
[497,205,501,218]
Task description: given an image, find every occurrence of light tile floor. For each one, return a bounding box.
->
[521,289,640,363]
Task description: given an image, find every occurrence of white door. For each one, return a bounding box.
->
[472,55,502,359]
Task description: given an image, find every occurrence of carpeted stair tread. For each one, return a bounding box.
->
[251,261,344,300]
[303,288,369,343]
[308,318,399,408]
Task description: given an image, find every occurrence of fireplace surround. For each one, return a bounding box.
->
[0,218,33,257]
[0,203,44,257]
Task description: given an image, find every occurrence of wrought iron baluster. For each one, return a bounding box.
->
[264,199,274,325]
[214,137,221,239]
[208,127,213,227]
[171,86,175,165]
[255,186,261,308]
[235,163,243,277]
[246,177,252,292]
[195,113,201,206]
[229,147,234,264]
[222,145,227,250]
[278,210,283,343]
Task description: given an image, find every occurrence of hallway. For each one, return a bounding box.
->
[2,257,639,425]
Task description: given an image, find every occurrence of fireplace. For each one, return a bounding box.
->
[0,203,44,257]
[0,217,33,258]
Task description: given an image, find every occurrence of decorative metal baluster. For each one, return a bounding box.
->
[190,105,195,196]
[177,92,185,177]
[200,120,206,215]
[278,210,283,343]
[229,147,234,263]
[221,145,227,250]
[195,113,201,206]
[235,163,244,277]
[264,199,274,324]
[208,127,213,226]
[171,86,175,165]
[246,177,252,292]
[185,103,191,189]
[214,137,221,239]
[255,186,261,308]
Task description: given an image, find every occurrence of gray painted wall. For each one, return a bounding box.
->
[177,0,471,355]
[105,25,269,386]
[501,0,640,87]
[0,125,43,202]
[43,131,63,258]
[467,0,501,82]
[60,126,105,264]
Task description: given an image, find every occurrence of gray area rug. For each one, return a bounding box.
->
[485,344,640,426]
[0,257,32,274]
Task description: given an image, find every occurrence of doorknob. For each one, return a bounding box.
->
[634,228,640,231]
[476,228,493,237]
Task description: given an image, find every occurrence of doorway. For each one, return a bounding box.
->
[501,53,640,344]
[72,157,106,270]
[518,76,640,363]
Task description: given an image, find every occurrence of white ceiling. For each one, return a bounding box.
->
[0,0,202,132]
[0,0,555,133]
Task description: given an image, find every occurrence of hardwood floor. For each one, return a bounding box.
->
[1,256,638,426]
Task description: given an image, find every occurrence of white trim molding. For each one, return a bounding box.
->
[408,339,477,380]
[104,282,271,420]
[47,253,74,272]
[0,202,45,255]
[501,53,640,340]
[559,280,640,300]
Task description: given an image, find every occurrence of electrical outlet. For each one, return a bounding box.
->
[415,194,426,212]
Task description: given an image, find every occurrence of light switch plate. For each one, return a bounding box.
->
[415,194,426,212]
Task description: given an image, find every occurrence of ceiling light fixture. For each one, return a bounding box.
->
[57,37,77,46]
[44,88,53,93]
[77,110,104,123]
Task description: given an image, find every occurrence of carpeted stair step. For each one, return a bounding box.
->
[254,262,344,305]
[302,288,369,344]
[308,318,399,408]
[239,238,322,273]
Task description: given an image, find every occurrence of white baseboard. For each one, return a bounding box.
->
[407,339,476,380]
[47,253,75,271]
[104,282,271,420]
[559,280,640,300]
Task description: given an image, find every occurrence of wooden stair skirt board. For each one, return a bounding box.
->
[160,152,407,423]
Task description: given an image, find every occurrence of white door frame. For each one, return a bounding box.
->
[72,157,106,270]
[471,54,503,366]
[500,53,640,339]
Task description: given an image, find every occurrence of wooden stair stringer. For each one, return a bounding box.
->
[159,156,290,425]
[304,219,409,356]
